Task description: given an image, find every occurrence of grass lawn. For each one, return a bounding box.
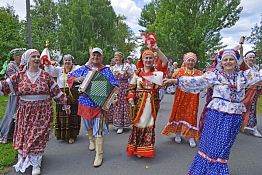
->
[0,96,17,172]
[0,96,57,172]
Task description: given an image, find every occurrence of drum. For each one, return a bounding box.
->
[78,69,119,111]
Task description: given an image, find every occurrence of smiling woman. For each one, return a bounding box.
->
[0,49,70,175]
[164,48,262,175]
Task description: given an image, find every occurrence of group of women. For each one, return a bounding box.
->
[0,41,261,175]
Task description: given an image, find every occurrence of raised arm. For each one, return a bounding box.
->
[44,64,61,77]
[156,48,168,67]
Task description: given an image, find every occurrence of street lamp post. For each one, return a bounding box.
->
[26,0,32,48]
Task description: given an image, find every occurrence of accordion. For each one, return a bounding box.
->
[78,69,119,111]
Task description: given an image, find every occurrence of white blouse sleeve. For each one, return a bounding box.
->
[45,65,61,77]
[178,71,217,94]
[242,69,262,87]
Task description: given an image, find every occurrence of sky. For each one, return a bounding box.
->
[0,0,261,54]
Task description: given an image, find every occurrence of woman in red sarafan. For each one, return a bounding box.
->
[126,49,162,158]
[0,49,70,175]
[161,52,202,148]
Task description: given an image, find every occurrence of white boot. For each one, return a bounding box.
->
[253,127,262,138]
[117,128,123,134]
[174,134,181,143]
[189,138,197,148]
[32,166,41,175]
[87,129,95,151]
[93,136,104,167]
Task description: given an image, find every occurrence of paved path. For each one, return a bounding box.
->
[7,94,262,175]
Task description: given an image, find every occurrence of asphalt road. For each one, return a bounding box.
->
[7,93,262,175]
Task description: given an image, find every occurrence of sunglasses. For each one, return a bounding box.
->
[31,55,40,58]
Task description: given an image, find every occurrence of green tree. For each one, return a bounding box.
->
[24,0,59,51]
[247,17,262,66]
[57,0,135,64]
[140,0,242,67]
[0,5,24,70]
[138,0,159,28]
[113,15,136,60]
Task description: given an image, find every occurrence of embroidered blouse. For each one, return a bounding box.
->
[177,69,262,114]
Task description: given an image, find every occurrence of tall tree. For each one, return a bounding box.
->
[247,17,262,66]
[247,18,262,51]
[27,0,59,51]
[113,15,136,59]
[58,0,135,64]
[140,0,242,67]
[0,6,24,68]
[138,0,159,28]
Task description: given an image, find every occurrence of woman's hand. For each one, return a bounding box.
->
[63,105,71,115]
[128,98,134,106]
[74,76,85,84]
[163,79,177,86]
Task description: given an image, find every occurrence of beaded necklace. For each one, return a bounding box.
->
[221,70,238,102]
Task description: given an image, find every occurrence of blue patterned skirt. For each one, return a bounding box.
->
[188,109,242,175]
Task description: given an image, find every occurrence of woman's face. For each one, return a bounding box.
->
[114,54,122,64]
[185,58,196,69]
[13,55,22,65]
[63,58,73,67]
[246,55,256,66]
[29,52,41,68]
[142,54,154,67]
[221,55,237,72]
[91,52,103,65]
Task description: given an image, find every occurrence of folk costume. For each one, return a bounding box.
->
[126,50,162,158]
[162,52,202,147]
[182,49,262,175]
[241,51,262,137]
[108,61,132,132]
[0,49,68,174]
[67,47,119,167]
[45,54,81,143]
[0,48,24,143]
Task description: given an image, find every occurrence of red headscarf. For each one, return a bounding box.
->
[137,50,155,68]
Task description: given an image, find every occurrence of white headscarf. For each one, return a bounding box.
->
[20,49,39,71]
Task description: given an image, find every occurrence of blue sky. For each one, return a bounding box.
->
[1,0,261,53]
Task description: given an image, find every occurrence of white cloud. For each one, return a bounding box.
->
[0,0,35,19]
[111,0,144,34]
[221,0,261,53]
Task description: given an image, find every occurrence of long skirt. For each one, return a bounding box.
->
[246,92,258,128]
[13,98,53,172]
[55,88,81,142]
[107,81,131,128]
[126,92,159,158]
[162,88,199,140]
[188,109,242,175]
[127,125,155,158]
[0,94,17,143]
